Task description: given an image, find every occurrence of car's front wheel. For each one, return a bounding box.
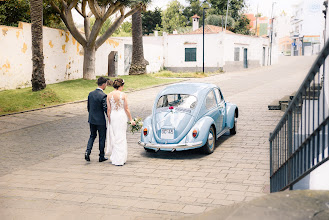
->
[230,115,237,135]
[202,126,215,154]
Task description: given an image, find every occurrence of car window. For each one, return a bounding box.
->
[214,89,223,104]
[157,94,197,109]
[205,91,217,110]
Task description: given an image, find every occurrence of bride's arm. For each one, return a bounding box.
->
[106,95,111,123]
[123,93,135,125]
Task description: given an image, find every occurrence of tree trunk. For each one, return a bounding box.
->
[83,46,96,80]
[129,10,149,75]
[30,0,46,91]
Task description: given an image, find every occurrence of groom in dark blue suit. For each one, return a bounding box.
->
[85,77,110,162]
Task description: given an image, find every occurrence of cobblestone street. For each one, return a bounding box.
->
[0,56,315,219]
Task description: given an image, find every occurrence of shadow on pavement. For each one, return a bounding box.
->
[140,135,232,160]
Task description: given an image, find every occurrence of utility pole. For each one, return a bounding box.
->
[224,0,230,30]
[323,0,328,81]
[255,4,259,36]
[203,8,208,73]
[269,2,276,65]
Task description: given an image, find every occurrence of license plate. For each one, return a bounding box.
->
[161,128,174,139]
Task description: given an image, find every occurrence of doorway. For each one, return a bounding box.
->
[243,48,248,68]
[108,51,118,77]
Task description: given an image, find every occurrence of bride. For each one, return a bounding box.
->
[106,78,135,166]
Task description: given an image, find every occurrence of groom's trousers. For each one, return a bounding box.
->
[86,123,106,157]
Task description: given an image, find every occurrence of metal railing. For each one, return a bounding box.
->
[269,40,329,192]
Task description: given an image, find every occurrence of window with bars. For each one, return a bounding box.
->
[234,47,240,61]
[185,48,197,62]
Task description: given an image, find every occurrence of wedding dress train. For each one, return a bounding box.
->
[106,92,127,165]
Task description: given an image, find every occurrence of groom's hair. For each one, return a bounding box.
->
[97,77,109,86]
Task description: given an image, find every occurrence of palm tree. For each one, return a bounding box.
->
[129,9,149,75]
[30,0,46,91]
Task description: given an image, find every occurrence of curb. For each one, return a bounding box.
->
[0,79,187,118]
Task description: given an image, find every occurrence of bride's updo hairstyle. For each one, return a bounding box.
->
[113,78,125,89]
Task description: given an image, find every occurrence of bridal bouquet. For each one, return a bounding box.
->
[128,117,143,134]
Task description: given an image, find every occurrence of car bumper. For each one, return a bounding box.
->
[138,141,204,151]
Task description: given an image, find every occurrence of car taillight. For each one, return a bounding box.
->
[192,129,198,138]
[143,128,148,136]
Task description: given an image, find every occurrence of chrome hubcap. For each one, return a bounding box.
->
[235,118,237,131]
[208,130,214,148]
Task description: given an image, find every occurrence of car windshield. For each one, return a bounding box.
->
[156,94,197,109]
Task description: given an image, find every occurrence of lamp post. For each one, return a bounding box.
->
[269,2,276,65]
[224,0,230,30]
[203,7,208,73]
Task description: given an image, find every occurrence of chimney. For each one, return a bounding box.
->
[192,14,200,31]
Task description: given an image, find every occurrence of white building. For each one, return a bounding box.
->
[272,11,293,55]
[290,0,325,56]
[163,25,270,72]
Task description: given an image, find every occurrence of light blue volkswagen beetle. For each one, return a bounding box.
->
[138,83,238,154]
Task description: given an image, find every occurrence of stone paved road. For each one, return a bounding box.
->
[0,56,316,219]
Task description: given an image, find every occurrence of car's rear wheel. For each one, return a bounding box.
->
[202,126,215,154]
[144,147,156,153]
[230,115,237,135]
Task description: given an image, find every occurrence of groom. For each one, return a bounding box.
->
[85,77,110,162]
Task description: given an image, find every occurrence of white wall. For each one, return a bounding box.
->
[223,33,270,65]
[0,22,164,91]
[163,32,270,71]
[143,36,164,73]
[0,23,32,90]
[164,33,223,69]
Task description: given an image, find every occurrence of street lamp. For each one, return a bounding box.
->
[269,2,276,65]
[224,0,230,30]
[203,7,208,73]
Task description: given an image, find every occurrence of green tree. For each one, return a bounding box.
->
[205,14,234,28]
[91,18,132,36]
[162,0,187,33]
[0,0,30,26]
[49,0,150,80]
[120,21,132,33]
[0,0,64,29]
[206,0,250,35]
[183,0,209,26]
[232,14,250,35]
[207,0,245,20]
[142,7,162,35]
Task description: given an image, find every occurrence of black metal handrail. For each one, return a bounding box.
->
[269,39,329,192]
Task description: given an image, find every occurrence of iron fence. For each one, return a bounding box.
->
[269,40,329,192]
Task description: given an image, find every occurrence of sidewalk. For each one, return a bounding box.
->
[0,56,318,219]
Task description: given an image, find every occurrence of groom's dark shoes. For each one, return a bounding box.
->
[85,152,90,162]
[99,157,108,162]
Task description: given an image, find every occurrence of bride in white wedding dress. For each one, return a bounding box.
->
[105,79,135,166]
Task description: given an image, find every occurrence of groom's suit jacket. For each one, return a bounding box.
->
[87,88,107,125]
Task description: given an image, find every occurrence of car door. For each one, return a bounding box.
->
[214,88,225,133]
[205,89,221,136]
